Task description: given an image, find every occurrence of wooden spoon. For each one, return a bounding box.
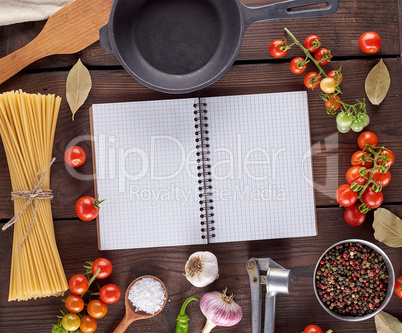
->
[113,275,168,333]
[0,0,113,86]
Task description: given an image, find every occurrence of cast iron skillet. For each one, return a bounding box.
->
[100,0,338,94]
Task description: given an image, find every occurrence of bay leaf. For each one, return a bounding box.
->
[66,58,92,120]
[375,311,402,333]
[365,58,391,105]
[373,208,402,247]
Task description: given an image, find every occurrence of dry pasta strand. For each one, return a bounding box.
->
[0,90,68,301]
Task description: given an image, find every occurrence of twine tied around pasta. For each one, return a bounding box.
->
[2,158,55,250]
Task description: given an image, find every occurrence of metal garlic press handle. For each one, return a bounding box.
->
[246,258,292,333]
[264,292,277,333]
[264,266,292,333]
[247,258,264,332]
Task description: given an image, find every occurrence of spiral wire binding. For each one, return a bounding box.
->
[194,102,215,241]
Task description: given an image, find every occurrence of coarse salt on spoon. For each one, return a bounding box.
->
[0,0,113,86]
[113,275,168,333]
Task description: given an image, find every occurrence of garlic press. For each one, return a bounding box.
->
[246,258,292,333]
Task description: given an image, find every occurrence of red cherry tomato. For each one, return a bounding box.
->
[325,94,341,111]
[378,149,395,169]
[336,184,358,207]
[304,325,323,333]
[359,32,381,54]
[92,258,113,279]
[314,48,332,65]
[328,70,343,85]
[100,284,121,304]
[269,40,288,58]
[304,72,321,89]
[372,168,391,187]
[65,294,85,313]
[357,131,378,150]
[289,57,307,74]
[75,196,103,221]
[395,276,402,298]
[80,315,97,333]
[346,166,367,185]
[304,35,321,53]
[87,299,108,319]
[344,204,366,226]
[351,150,373,168]
[65,146,86,167]
[69,274,88,295]
[361,187,383,209]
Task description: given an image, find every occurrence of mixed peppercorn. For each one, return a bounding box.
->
[316,242,388,317]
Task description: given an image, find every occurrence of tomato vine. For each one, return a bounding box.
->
[282,28,369,133]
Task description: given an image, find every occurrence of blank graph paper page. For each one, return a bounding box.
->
[205,91,317,243]
[91,98,204,250]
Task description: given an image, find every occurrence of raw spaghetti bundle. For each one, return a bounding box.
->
[0,90,68,301]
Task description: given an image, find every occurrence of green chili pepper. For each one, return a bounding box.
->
[175,296,198,333]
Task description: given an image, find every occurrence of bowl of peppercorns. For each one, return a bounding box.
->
[314,239,395,321]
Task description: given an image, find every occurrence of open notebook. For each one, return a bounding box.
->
[90,92,317,250]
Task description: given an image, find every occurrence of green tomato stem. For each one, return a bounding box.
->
[359,148,379,192]
[80,267,100,297]
[93,197,104,210]
[353,145,390,212]
[87,267,100,288]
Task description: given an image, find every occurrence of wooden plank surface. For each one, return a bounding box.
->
[0,0,401,332]
[0,0,399,70]
[0,59,400,219]
[1,206,401,332]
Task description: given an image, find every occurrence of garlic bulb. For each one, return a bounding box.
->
[184,251,219,287]
[200,288,243,333]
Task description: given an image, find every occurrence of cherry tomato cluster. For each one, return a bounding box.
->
[53,258,121,333]
[302,324,333,333]
[270,28,381,134]
[298,34,369,133]
[336,132,394,226]
[269,34,333,89]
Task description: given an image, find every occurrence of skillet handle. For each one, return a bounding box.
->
[243,0,338,27]
[99,24,112,51]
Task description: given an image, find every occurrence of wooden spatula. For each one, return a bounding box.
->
[0,0,113,85]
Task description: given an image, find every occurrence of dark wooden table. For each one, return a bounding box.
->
[0,0,401,332]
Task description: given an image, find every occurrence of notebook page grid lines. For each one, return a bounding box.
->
[92,98,204,250]
[206,92,316,243]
